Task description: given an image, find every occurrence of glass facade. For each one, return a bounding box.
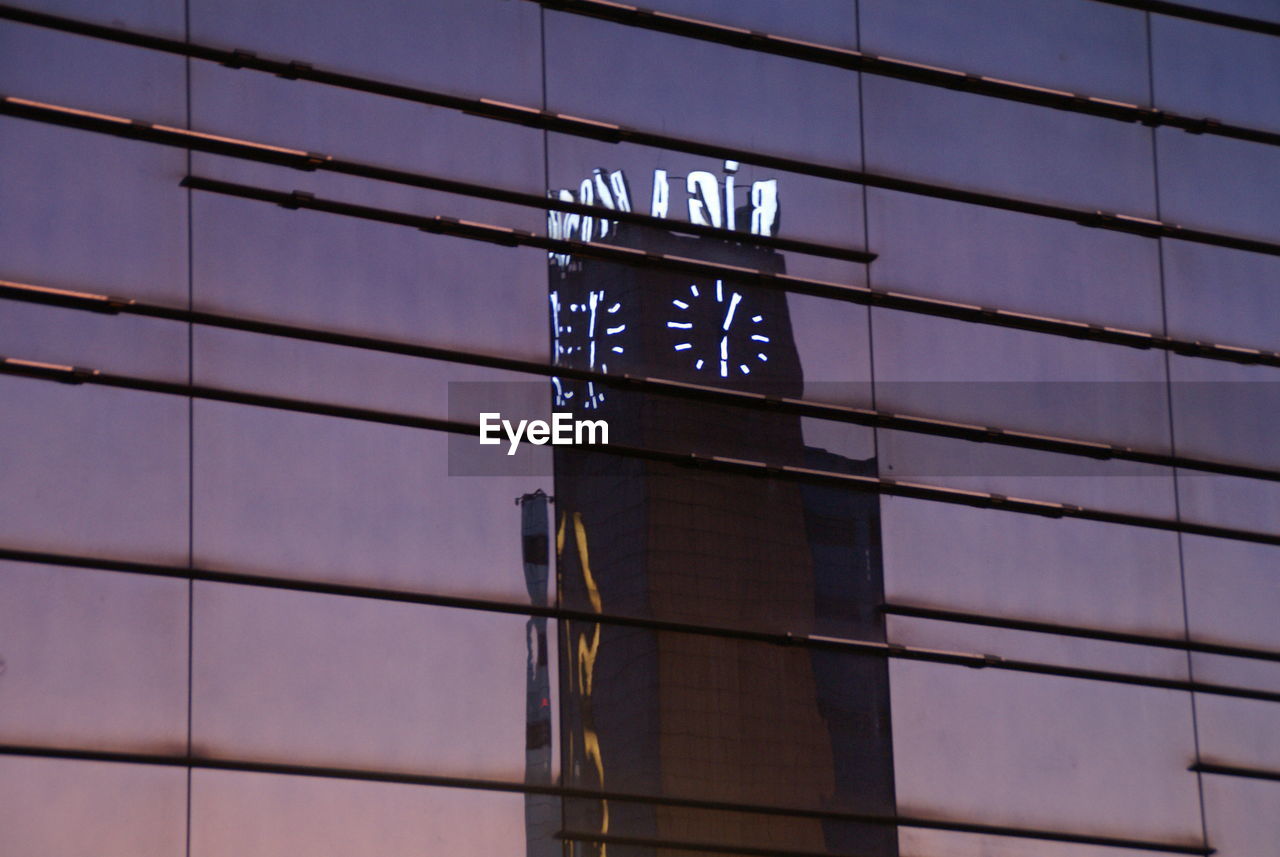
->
[2,2,1278,856]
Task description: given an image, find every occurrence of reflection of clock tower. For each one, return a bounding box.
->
[552,217,897,857]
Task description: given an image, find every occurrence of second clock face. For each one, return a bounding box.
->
[550,288,626,409]
[667,279,770,379]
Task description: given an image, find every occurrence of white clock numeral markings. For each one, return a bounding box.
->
[667,280,768,376]
[550,288,624,408]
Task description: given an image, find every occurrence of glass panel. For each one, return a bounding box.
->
[191,191,550,361]
[192,326,542,423]
[550,450,884,637]
[890,660,1202,842]
[553,622,895,822]
[0,756,187,857]
[866,189,1165,331]
[190,770,536,857]
[1152,14,1280,133]
[192,402,552,602]
[862,77,1157,217]
[1161,240,1280,349]
[0,561,188,752]
[0,19,186,119]
[1194,695,1280,771]
[870,311,1175,452]
[1168,358,1278,470]
[1202,775,1280,857]
[880,497,1187,636]
[0,119,188,304]
[189,0,544,104]
[877,429,1178,519]
[1176,472,1280,538]
[2,0,184,34]
[188,56,547,205]
[191,582,560,781]
[1155,129,1280,244]
[544,10,863,168]
[860,0,1151,104]
[0,376,189,563]
[1182,535,1280,685]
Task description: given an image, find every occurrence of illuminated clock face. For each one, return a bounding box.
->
[666,279,770,379]
[550,288,626,409]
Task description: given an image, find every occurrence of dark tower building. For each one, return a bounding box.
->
[550,213,898,857]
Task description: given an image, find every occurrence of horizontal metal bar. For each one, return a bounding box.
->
[4,277,1278,484]
[0,743,1213,853]
[0,545,968,667]
[8,540,1280,702]
[1,4,1278,257]
[1191,761,1280,782]
[883,603,1280,664]
[0,96,871,265]
[3,354,1280,550]
[560,826,1207,857]
[1089,0,1280,37]
[531,0,1280,147]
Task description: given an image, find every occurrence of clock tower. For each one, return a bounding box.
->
[550,210,897,857]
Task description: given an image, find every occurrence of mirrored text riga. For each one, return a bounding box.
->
[547,160,779,267]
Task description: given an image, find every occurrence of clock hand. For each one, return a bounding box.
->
[722,291,741,331]
[588,290,599,369]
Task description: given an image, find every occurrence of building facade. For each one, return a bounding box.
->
[2,1,1279,856]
